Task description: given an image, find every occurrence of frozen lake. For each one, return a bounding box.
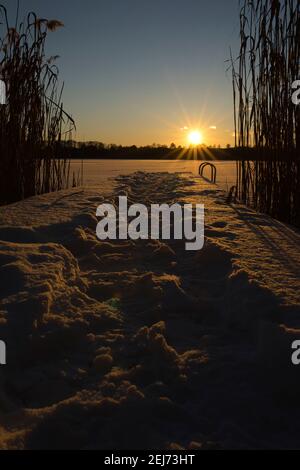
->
[70,159,237,192]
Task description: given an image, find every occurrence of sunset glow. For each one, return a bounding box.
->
[188,130,203,146]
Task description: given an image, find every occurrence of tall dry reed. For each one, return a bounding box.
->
[231,0,300,227]
[0,5,76,205]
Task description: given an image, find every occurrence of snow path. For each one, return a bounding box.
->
[0,172,300,449]
[1,172,299,307]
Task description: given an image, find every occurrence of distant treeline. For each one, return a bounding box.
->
[63,141,278,161]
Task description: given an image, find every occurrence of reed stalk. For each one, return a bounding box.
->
[231,0,300,227]
[0,5,76,205]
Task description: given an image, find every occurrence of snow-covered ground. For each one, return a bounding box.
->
[70,159,237,192]
[0,171,300,449]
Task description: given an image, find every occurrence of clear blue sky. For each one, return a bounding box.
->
[2,0,241,146]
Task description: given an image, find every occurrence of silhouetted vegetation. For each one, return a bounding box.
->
[0,5,76,205]
[231,0,300,227]
[64,141,259,161]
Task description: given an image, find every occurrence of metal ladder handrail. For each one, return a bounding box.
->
[199,162,217,184]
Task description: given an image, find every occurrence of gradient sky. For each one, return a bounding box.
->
[3,0,241,146]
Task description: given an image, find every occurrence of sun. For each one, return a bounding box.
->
[188,130,203,146]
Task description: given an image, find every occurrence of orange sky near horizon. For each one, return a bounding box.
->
[10,0,240,148]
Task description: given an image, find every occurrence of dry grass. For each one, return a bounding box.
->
[0,5,77,205]
[231,0,300,227]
